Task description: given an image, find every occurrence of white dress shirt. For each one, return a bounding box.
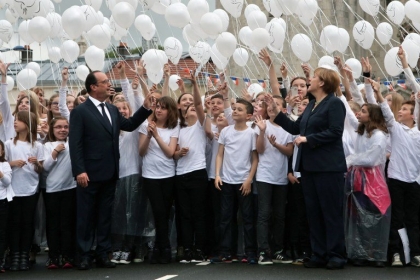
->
[89,96,112,125]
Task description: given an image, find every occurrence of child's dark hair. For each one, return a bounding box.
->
[47,116,69,142]
[153,96,179,129]
[14,111,38,147]
[402,100,415,115]
[177,93,193,127]
[273,95,286,109]
[210,93,224,102]
[356,104,388,137]
[47,93,59,124]
[0,140,5,162]
[235,98,254,115]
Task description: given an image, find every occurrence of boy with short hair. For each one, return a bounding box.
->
[212,99,258,264]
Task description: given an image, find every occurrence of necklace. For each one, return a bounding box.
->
[312,95,327,111]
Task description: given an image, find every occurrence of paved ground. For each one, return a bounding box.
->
[4,252,420,280]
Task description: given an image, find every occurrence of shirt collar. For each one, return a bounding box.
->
[89,96,104,107]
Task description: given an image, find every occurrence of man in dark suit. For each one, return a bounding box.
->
[69,71,152,270]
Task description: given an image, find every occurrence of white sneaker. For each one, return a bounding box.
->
[391,253,403,267]
[119,251,131,264]
[111,251,122,264]
[411,255,420,267]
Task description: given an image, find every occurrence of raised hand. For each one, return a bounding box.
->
[397,45,408,68]
[343,64,354,81]
[258,48,272,67]
[176,78,185,93]
[143,92,155,110]
[218,82,228,97]
[133,60,146,76]
[334,56,344,70]
[163,63,171,77]
[0,60,10,83]
[254,115,266,132]
[132,77,139,90]
[280,62,288,78]
[116,61,125,75]
[301,63,311,78]
[241,88,252,102]
[361,57,372,73]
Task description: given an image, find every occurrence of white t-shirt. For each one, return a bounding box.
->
[0,162,12,200]
[119,130,141,178]
[139,122,179,179]
[218,125,256,184]
[255,121,293,185]
[176,121,207,175]
[5,140,44,196]
[43,141,76,193]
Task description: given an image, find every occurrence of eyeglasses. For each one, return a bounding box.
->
[51,102,59,106]
[53,125,69,130]
[97,79,110,85]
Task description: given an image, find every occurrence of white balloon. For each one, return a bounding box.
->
[60,40,80,63]
[169,75,180,91]
[189,41,211,64]
[337,28,350,53]
[0,20,13,43]
[112,2,135,29]
[386,1,405,25]
[164,37,183,64]
[142,49,166,72]
[251,28,270,51]
[320,25,341,54]
[85,46,104,71]
[141,23,156,40]
[402,35,420,68]
[216,32,237,58]
[5,9,17,24]
[32,0,51,17]
[296,0,319,21]
[265,21,285,52]
[353,20,375,50]
[165,3,190,29]
[26,62,41,77]
[232,48,248,67]
[110,16,128,40]
[139,0,156,10]
[271,18,286,32]
[200,12,222,36]
[345,58,362,78]
[48,47,61,63]
[291,33,312,62]
[16,69,37,90]
[413,21,420,32]
[214,9,229,32]
[147,69,164,84]
[28,16,51,43]
[85,0,103,11]
[277,0,296,15]
[80,5,103,31]
[18,20,34,45]
[244,4,260,19]
[13,0,41,19]
[239,26,252,46]
[62,6,87,39]
[151,0,170,15]
[359,0,380,17]
[87,24,111,49]
[76,65,90,81]
[6,76,14,91]
[384,47,403,76]
[318,56,338,72]
[188,0,209,24]
[220,0,243,18]
[405,0,420,22]
[262,0,283,18]
[135,14,152,32]
[247,83,264,98]
[183,24,200,45]
[210,44,229,70]
[376,22,393,45]
[46,13,62,38]
[191,22,208,39]
[247,10,267,31]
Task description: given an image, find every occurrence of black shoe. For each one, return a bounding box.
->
[326,260,344,270]
[373,261,386,268]
[9,252,20,271]
[150,248,160,264]
[191,249,206,263]
[19,252,30,271]
[304,260,327,268]
[96,257,116,268]
[78,258,91,270]
[352,259,368,266]
[159,248,171,264]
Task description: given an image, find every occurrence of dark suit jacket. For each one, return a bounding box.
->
[274,94,347,173]
[69,98,151,182]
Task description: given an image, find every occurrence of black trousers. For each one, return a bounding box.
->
[175,169,208,251]
[388,178,420,258]
[144,177,175,249]
[219,183,256,254]
[300,171,346,264]
[45,188,76,258]
[8,194,38,253]
[76,179,116,259]
[0,198,9,258]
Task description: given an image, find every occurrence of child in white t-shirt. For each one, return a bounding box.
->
[212,99,258,264]
[5,111,44,271]
[0,139,12,272]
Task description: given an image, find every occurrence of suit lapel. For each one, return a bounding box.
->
[309,94,332,116]
[86,99,112,135]
[106,103,118,135]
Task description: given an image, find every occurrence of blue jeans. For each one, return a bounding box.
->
[219,183,256,254]
[256,182,288,252]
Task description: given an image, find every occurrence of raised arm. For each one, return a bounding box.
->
[266,94,301,135]
[259,48,280,96]
[187,70,205,125]
[254,115,266,154]
[0,61,14,141]
[59,68,71,121]
[162,64,170,96]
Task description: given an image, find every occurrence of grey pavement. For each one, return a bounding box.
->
[4,252,420,280]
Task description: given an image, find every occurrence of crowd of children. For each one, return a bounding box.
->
[0,44,419,272]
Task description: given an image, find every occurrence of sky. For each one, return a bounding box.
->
[0,0,216,62]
